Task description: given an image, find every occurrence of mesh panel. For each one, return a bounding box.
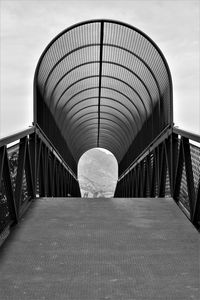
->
[0,145,19,233]
[190,143,200,194]
[179,162,190,212]
[48,57,100,113]
[35,20,172,174]
[8,145,19,193]
[102,46,159,111]
[0,178,10,232]
[38,22,101,89]
[165,167,171,197]
[21,169,29,204]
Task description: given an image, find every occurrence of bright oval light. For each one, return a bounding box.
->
[78,148,118,198]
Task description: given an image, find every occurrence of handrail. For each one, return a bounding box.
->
[0,127,35,147]
[173,127,200,143]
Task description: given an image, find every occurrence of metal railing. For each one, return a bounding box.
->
[0,127,80,236]
[115,127,200,229]
[1,125,199,238]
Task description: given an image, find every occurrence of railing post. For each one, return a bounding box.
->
[163,136,172,197]
[25,137,34,201]
[15,137,27,214]
[150,150,156,197]
[173,138,183,203]
[159,142,167,197]
[193,179,200,227]
[146,155,151,197]
[29,132,36,198]
[172,133,179,196]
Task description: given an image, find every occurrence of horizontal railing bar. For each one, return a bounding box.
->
[173,127,200,143]
[0,127,35,147]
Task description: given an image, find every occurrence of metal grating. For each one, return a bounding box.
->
[8,145,19,194]
[35,20,172,175]
[190,143,200,194]
[0,177,10,232]
[179,162,190,212]
[0,145,19,232]
[165,167,171,197]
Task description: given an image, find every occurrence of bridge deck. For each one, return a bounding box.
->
[0,197,199,299]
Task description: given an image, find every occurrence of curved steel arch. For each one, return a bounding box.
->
[61,108,134,142]
[60,96,139,133]
[64,104,133,130]
[42,42,161,104]
[61,95,138,125]
[57,86,143,131]
[71,128,125,156]
[42,44,100,97]
[69,124,129,154]
[68,122,130,147]
[34,19,173,176]
[62,112,134,157]
[65,116,133,146]
[54,74,149,127]
[71,134,120,157]
[103,43,162,98]
[48,61,99,110]
[50,61,151,121]
[34,19,172,89]
[76,136,120,156]
[43,46,158,116]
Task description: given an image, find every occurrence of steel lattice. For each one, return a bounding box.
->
[34,20,173,175]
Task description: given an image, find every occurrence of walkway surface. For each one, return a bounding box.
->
[0,197,199,299]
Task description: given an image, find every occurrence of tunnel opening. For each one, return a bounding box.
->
[78,148,118,198]
[34,19,173,183]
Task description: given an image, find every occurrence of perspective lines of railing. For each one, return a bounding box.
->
[0,126,200,242]
[115,127,200,229]
[0,127,80,240]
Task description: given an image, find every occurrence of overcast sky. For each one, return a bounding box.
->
[0,0,199,138]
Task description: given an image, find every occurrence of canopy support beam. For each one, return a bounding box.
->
[97,21,104,147]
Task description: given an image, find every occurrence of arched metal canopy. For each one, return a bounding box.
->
[34,19,173,176]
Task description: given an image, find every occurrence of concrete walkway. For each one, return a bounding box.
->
[0,197,199,299]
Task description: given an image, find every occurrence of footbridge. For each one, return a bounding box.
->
[0,20,199,299]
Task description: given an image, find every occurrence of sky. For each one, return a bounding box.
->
[0,0,199,138]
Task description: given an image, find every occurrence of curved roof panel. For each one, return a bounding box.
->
[34,20,173,175]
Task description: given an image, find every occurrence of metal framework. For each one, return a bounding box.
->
[34,19,173,176]
[115,128,200,229]
[1,127,199,235]
[0,127,80,234]
[1,20,199,237]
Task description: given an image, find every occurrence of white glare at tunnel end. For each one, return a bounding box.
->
[78,148,118,198]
